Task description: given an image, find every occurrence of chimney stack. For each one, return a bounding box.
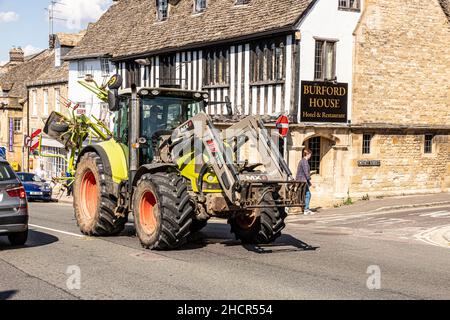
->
[9,47,24,66]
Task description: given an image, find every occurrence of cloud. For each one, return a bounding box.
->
[0,11,19,23]
[49,0,112,30]
[22,45,44,57]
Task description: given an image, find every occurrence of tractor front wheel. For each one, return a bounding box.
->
[133,172,195,250]
[228,190,287,244]
[73,152,127,236]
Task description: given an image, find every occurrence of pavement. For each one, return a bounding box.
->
[286,192,450,249]
[294,192,450,217]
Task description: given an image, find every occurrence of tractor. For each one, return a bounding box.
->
[45,75,307,250]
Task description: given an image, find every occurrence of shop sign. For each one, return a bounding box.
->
[301,81,348,123]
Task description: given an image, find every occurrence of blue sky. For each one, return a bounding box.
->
[0,0,112,65]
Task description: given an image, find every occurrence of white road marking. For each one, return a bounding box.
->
[414,226,450,248]
[29,224,87,238]
[419,211,450,218]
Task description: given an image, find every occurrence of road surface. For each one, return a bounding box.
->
[0,202,449,300]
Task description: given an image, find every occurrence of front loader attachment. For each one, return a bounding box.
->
[170,113,307,210]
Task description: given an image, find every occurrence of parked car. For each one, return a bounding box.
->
[0,158,28,245]
[16,172,52,202]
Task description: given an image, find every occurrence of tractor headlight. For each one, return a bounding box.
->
[140,89,149,96]
[151,90,160,96]
[194,92,202,99]
[202,93,209,100]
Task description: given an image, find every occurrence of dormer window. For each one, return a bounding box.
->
[338,0,360,11]
[195,0,207,13]
[157,0,168,21]
[235,0,250,5]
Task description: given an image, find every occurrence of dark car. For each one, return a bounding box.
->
[0,158,28,245]
[16,172,52,202]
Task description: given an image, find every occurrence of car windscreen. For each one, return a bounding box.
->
[17,173,41,182]
[0,163,16,181]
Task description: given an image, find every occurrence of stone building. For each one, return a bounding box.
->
[24,32,84,178]
[0,48,50,171]
[64,0,449,207]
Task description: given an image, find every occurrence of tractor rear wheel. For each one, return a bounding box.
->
[73,152,127,236]
[228,190,287,244]
[133,172,195,250]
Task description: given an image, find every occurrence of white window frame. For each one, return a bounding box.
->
[55,88,60,112]
[157,0,169,21]
[32,90,37,116]
[101,58,110,76]
[43,89,49,116]
[78,60,87,78]
[194,0,207,13]
[338,0,361,11]
[13,118,22,133]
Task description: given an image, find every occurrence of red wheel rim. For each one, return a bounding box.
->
[139,191,157,235]
[80,170,98,221]
[236,211,257,230]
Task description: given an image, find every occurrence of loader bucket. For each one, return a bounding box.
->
[43,111,73,148]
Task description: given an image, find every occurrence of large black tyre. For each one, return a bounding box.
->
[73,152,127,236]
[228,190,287,244]
[8,229,28,246]
[49,122,69,133]
[133,172,195,250]
[190,219,208,233]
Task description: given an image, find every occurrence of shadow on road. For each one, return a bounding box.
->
[0,290,18,300]
[179,223,319,253]
[0,230,59,251]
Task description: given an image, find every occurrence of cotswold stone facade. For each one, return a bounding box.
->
[352,0,450,125]
[291,0,450,208]
[300,0,450,207]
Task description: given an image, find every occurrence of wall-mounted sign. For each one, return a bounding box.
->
[8,118,13,152]
[358,160,381,167]
[301,81,348,123]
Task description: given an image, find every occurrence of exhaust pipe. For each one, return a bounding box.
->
[129,84,139,190]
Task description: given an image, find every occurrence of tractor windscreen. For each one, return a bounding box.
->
[140,96,203,141]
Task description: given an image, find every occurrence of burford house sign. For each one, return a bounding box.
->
[300,81,348,123]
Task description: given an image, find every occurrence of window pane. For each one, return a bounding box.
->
[363,134,372,154]
[250,38,285,83]
[308,137,321,174]
[424,135,433,153]
[314,41,324,80]
[325,42,335,80]
[204,48,229,86]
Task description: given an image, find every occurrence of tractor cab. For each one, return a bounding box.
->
[112,87,209,164]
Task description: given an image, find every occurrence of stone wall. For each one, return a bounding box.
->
[352,0,450,125]
[27,85,69,134]
[349,133,450,197]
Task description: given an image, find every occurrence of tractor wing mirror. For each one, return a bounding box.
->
[108,89,120,112]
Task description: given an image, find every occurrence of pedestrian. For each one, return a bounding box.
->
[35,163,46,181]
[296,148,314,215]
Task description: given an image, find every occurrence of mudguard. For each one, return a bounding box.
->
[77,139,129,185]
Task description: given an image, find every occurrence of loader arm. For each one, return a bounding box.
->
[171,112,241,205]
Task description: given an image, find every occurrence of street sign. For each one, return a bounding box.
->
[29,129,42,153]
[276,115,289,137]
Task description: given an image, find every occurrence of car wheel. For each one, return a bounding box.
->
[8,229,28,246]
